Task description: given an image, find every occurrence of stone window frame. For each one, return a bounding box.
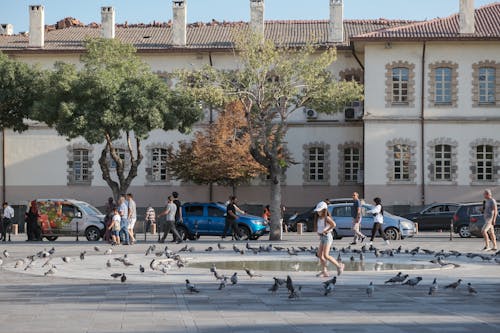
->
[338,142,363,185]
[339,68,364,84]
[145,143,173,185]
[67,142,94,186]
[385,61,416,108]
[426,138,458,184]
[472,61,500,107]
[428,61,459,108]
[303,142,330,185]
[469,138,500,185]
[385,138,417,184]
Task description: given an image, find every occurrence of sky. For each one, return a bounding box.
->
[1,0,495,33]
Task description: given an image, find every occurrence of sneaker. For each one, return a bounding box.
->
[490,247,498,251]
[482,246,489,251]
[350,242,357,245]
[337,263,345,276]
[360,236,366,243]
[385,240,391,245]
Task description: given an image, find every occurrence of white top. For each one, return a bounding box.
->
[3,206,14,219]
[317,217,330,234]
[128,199,137,219]
[166,202,177,221]
[367,205,384,224]
[112,213,121,231]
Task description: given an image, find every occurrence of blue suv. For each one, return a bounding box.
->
[177,202,269,240]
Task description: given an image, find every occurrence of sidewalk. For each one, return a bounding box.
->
[0,232,498,333]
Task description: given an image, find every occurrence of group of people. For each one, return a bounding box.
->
[103,193,137,245]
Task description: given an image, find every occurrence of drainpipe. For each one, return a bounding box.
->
[2,128,5,204]
[208,51,214,201]
[352,45,365,197]
[420,42,427,206]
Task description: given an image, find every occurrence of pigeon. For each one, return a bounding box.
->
[274,246,285,251]
[287,248,298,256]
[106,260,112,268]
[269,281,280,294]
[121,273,127,283]
[359,252,365,261]
[14,259,25,268]
[218,277,227,290]
[48,247,56,255]
[336,253,342,262]
[94,246,100,252]
[205,246,213,252]
[273,277,286,286]
[384,272,402,284]
[467,283,478,295]
[179,245,188,252]
[185,279,200,293]
[324,282,334,296]
[290,263,300,271]
[444,279,462,290]
[176,260,185,269]
[104,248,113,255]
[150,259,160,271]
[402,276,422,287]
[62,256,71,263]
[232,245,241,253]
[366,282,374,297]
[44,266,57,276]
[230,272,238,285]
[244,268,262,278]
[217,243,225,250]
[3,249,9,258]
[286,276,301,299]
[110,273,122,279]
[428,278,438,296]
[122,259,134,267]
[210,264,217,273]
[139,265,145,273]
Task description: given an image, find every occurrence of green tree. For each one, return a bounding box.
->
[166,100,265,197]
[0,52,45,132]
[34,38,202,200]
[176,33,363,240]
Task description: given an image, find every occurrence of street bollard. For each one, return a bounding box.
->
[297,223,303,235]
[449,218,454,241]
[76,221,79,241]
[144,220,147,242]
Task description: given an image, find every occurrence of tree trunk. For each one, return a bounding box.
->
[269,164,282,241]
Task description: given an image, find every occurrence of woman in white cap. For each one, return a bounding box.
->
[314,201,345,277]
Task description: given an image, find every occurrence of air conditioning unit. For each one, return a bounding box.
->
[305,108,318,119]
[344,103,364,121]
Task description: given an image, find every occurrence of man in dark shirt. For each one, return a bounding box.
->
[172,191,183,223]
[350,192,366,245]
[222,196,240,240]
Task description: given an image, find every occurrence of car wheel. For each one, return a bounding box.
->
[176,226,190,241]
[384,227,399,241]
[85,227,101,241]
[45,236,58,241]
[457,224,471,238]
[238,225,251,240]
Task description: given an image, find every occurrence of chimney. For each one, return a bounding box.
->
[250,0,265,36]
[459,0,475,34]
[328,0,344,43]
[0,24,14,35]
[29,5,44,48]
[101,6,115,39]
[172,0,187,46]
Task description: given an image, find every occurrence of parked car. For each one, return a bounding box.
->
[178,202,269,240]
[403,203,460,231]
[451,203,485,238]
[468,203,500,239]
[28,199,106,241]
[329,203,416,240]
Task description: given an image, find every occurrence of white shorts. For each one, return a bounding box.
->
[128,217,137,230]
[482,218,494,233]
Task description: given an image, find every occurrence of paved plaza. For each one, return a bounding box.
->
[0,232,499,333]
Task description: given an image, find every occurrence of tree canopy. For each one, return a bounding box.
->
[34,38,203,199]
[175,32,363,240]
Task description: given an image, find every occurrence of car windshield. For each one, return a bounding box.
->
[78,203,103,216]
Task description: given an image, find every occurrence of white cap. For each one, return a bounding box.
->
[314,201,328,212]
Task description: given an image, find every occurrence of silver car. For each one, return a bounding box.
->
[329,203,416,240]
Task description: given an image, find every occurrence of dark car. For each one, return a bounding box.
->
[286,207,315,232]
[468,204,500,239]
[452,203,484,238]
[404,203,460,231]
[177,202,269,240]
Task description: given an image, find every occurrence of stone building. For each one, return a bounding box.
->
[0,0,498,208]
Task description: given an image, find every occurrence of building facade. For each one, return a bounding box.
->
[0,0,499,208]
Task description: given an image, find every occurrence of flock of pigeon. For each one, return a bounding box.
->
[1,241,498,300]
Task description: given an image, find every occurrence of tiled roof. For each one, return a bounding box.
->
[353,2,500,41]
[0,19,416,53]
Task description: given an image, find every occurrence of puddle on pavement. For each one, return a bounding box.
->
[189,260,435,272]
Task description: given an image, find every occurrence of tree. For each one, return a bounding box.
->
[34,38,202,200]
[0,52,45,132]
[166,100,265,196]
[175,33,363,240]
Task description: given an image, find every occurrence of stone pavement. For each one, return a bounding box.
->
[0,232,499,333]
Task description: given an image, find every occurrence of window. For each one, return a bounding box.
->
[392,67,409,103]
[343,147,360,182]
[434,67,452,104]
[476,145,494,181]
[73,149,90,182]
[185,205,204,216]
[434,144,452,180]
[479,67,496,105]
[393,144,410,181]
[308,147,325,181]
[208,206,225,217]
[109,148,128,169]
[151,148,168,181]
[332,206,351,218]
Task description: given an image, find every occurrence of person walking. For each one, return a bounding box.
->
[262,205,271,223]
[367,197,390,246]
[109,206,121,245]
[118,196,130,245]
[481,189,498,251]
[126,193,137,244]
[158,196,182,243]
[103,197,114,243]
[145,205,156,234]
[314,201,344,277]
[25,200,40,241]
[172,192,183,224]
[1,202,14,242]
[222,196,241,240]
[350,192,366,245]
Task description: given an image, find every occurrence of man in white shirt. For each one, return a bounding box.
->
[127,193,137,244]
[2,202,14,242]
[158,196,183,243]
